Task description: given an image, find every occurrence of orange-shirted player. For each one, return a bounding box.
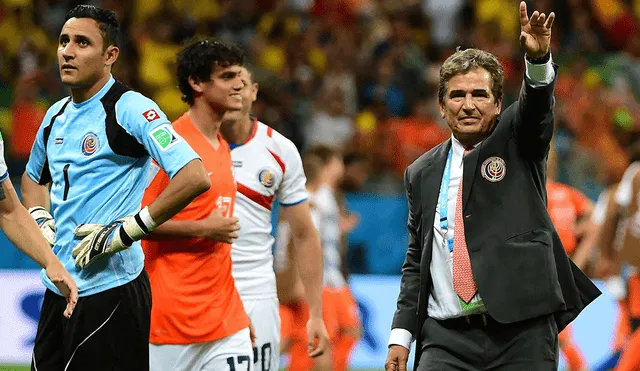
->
[277,146,361,371]
[546,148,594,371]
[142,40,255,371]
[276,154,333,371]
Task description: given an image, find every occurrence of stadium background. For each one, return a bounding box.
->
[0,0,636,369]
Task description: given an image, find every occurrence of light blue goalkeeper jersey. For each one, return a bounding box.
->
[26,76,199,297]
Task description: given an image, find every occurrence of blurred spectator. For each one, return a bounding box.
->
[361,54,408,117]
[0,0,638,200]
[375,97,450,177]
[306,87,354,149]
[9,74,46,162]
[0,4,51,81]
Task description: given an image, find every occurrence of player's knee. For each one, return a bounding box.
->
[312,350,333,371]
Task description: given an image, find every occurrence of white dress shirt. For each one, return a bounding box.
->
[388,55,556,350]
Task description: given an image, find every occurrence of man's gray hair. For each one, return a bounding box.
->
[438,48,504,105]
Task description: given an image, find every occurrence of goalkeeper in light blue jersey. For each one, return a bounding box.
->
[21,5,210,371]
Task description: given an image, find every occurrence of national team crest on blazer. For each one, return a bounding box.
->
[481,156,506,182]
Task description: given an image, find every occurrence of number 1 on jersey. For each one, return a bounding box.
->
[63,164,70,201]
[227,355,250,371]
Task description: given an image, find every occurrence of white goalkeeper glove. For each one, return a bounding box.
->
[72,207,157,269]
[29,206,56,247]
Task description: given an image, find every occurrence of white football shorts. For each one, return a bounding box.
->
[149,328,253,371]
[243,297,280,371]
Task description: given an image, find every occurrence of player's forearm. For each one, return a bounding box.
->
[572,221,598,270]
[147,159,210,225]
[293,232,324,318]
[20,172,50,209]
[145,219,203,239]
[0,183,57,269]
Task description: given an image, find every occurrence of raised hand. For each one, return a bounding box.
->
[519,1,555,58]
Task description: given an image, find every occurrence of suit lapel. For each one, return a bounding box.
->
[421,140,451,233]
[462,142,483,211]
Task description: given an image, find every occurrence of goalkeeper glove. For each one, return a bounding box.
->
[29,206,56,247]
[72,207,157,269]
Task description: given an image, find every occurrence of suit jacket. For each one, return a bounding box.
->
[391,66,601,370]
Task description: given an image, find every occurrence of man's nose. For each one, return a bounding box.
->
[233,79,244,90]
[61,44,75,60]
[462,95,475,111]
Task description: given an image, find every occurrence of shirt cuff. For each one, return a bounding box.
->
[525,54,555,88]
[388,328,413,349]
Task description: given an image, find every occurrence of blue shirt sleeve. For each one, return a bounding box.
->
[115,92,200,178]
[25,99,67,184]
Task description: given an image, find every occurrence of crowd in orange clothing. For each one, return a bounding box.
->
[1,0,640,198]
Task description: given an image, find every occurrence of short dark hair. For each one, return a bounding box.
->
[177,39,246,106]
[65,5,120,50]
[241,63,256,84]
[438,48,504,105]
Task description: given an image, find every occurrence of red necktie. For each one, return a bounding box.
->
[453,149,477,303]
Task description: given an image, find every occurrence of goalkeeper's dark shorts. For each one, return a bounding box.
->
[31,269,152,371]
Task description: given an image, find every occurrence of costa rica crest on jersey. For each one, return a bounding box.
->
[81,133,99,156]
[481,156,506,182]
[258,168,275,188]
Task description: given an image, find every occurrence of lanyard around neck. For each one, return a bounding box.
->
[439,146,454,233]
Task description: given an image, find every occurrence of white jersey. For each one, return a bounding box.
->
[230,120,308,299]
[615,161,640,210]
[309,186,347,288]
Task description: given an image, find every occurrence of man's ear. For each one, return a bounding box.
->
[104,45,119,67]
[439,101,446,119]
[188,76,204,95]
[495,98,503,115]
[251,83,259,102]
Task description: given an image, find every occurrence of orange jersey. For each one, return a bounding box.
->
[142,112,249,345]
[546,181,591,255]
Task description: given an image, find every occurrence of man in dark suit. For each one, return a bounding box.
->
[385,2,601,371]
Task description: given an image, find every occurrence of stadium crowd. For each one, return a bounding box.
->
[2,0,640,199]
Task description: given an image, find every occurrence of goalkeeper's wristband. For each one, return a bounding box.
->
[118,207,157,246]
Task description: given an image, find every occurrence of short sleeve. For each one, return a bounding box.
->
[275,136,308,206]
[25,99,68,184]
[115,92,200,179]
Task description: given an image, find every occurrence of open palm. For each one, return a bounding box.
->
[519,1,555,58]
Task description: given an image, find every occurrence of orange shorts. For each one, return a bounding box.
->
[323,286,360,338]
[280,300,309,345]
[281,286,361,344]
